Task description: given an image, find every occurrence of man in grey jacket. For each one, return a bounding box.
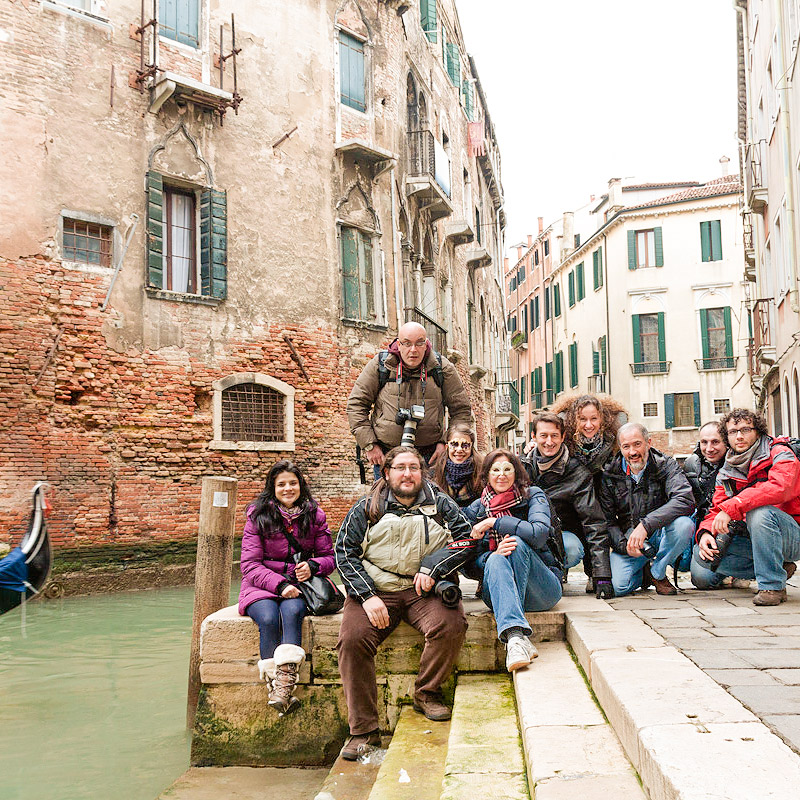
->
[599,423,695,596]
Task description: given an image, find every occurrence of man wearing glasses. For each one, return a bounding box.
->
[347,322,472,475]
[335,446,473,761]
[692,408,800,606]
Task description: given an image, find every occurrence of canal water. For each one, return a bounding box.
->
[0,585,239,800]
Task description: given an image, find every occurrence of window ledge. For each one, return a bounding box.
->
[341,318,388,332]
[670,426,699,432]
[209,440,296,452]
[145,287,222,307]
[42,1,112,31]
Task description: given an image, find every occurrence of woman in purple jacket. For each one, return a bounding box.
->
[238,460,335,715]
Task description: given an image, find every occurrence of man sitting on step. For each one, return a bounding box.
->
[691,408,800,606]
[335,445,473,761]
[599,423,695,597]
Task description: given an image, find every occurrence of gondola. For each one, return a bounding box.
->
[0,483,52,616]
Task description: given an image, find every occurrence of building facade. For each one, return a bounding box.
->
[737,0,800,435]
[505,175,753,454]
[0,0,507,550]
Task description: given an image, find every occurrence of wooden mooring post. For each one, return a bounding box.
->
[186,475,238,728]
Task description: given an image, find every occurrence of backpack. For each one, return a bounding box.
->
[773,436,800,460]
[377,350,445,390]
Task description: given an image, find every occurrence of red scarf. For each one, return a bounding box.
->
[480,485,525,550]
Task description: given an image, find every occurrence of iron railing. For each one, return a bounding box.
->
[511,330,528,349]
[747,340,759,377]
[408,129,451,197]
[695,357,738,371]
[630,361,671,375]
[752,298,773,352]
[496,381,519,418]
[407,307,447,353]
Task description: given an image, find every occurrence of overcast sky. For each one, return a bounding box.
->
[456,0,740,250]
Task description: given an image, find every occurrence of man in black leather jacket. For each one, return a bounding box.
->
[599,423,695,596]
[523,412,614,599]
[683,421,726,521]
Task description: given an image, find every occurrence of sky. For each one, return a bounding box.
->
[455,0,740,251]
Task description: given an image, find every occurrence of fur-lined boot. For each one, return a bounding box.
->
[257,658,276,683]
[269,644,305,715]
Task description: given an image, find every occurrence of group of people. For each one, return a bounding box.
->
[236,321,800,762]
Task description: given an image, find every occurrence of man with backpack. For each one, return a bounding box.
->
[692,408,800,606]
[347,322,472,473]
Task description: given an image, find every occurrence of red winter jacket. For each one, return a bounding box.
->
[698,436,800,540]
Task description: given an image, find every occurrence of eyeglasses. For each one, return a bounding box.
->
[727,426,755,437]
[389,465,422,473]
[448,441,472,450]
[398,339,427,349]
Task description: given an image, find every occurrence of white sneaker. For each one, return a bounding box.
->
[506,635,538,672]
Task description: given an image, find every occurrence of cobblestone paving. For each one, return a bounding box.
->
[603,570,800,754]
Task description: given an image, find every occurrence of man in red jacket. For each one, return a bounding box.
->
[691,408,800,605]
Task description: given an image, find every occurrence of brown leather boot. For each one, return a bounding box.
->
[642,562,677,595]
[753,588,787,606]
[268,644,304,715]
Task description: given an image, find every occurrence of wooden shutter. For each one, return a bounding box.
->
[569,342,578,387]
[600,336,607,373]
[723,306,733,357]
[468,302,474,361]
[664,394,675,428]
[522,305,528,332]
[360,234,374,318]
[654,227,664,267]
[693,392,701,427]
[711,220,723,260]
[544,287,550,320]
[568,272,575,306]
[700,221,711,262]
[534,296,540,328]
[446,43,460,87]
[699,308,710,359]
[627,230,637,270]
[554,284,561,316]
[555,351,564,393]
[340,33,366,112]
[420,0,438,43]
[341,227,360,318]
[592,348,600,374]
[534,367,542,393]
[520,375,526,405]
[577,262,585,300]
[545,361,552,389]
[146,171,164,289]
[632,315,642,363]
[200,188,227,298]
[657,312,666,361]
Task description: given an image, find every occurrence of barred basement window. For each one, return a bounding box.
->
[210,373,295,451]
[714,398,731,415]
[63,218,112,266]
[643,402,658,417]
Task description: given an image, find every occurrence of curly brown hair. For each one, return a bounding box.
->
[551,393,629,454]
[719,408,768,448]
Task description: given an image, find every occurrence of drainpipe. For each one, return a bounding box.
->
[603,232,612,395]
[775,0,800,312]
[389,166,403,327]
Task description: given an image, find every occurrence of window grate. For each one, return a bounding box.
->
[714,398,731,415]
[643,402,658,417]
[63,218,112,266]
[221,384,284,442]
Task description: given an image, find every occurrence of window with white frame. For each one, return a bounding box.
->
[211,373,295,451]
[62,217,112,267]
[159,0,200,48]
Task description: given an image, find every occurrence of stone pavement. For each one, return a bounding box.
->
[602,567,800,754]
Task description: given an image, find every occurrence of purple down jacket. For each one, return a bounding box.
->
[237,504,336,615]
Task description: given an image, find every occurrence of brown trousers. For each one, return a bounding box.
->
[336,587,467,735]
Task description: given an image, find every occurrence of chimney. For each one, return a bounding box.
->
[538,216,544,234]
[561,211,575,261]
[527,234,533,246]
[607,178,623,214]
[719,155,730,176]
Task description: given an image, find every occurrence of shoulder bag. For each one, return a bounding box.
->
[281,525,344,616]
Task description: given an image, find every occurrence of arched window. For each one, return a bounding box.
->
[794,368,800,435]
[210,373,295,451]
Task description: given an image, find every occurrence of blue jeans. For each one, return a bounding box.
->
[479,537,563,640]
[610,516,695,597]
[245,597,306,658]
[691,506,800,591]
[562,531,585,571]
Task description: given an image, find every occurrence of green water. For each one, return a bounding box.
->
[0,585,238,800]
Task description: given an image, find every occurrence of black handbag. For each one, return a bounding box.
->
[282,527,344,616]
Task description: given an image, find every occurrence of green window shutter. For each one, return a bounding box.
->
[593,250,602,289]
[569,343,578,387]
[200,188,227,298]
[544,287,551,320]
[533,296,540,328]
[723,306,733,357]
[545,361,552,389]
[632,315,642,363]
[693,392,701,427]
[340,33,366,112]
[446,43,460,87]
[420,0,438,43]
[577,262,585,300]
[600,335,607,373]
[598,249,604,287]
[657,312,666,361]
[554,284,561,316]
[341,227,360,318]
[520,375,526,405]
[711,220,723,260]
[592,348,600,374]
[555,351,564,393]
[700,221,711,262]
[654,227,664,267]
[568,272,575,306]
[627,230,637,270]
[664,394,675,429]
[159,0,199,48]
[146,171,164,289]
[699,308,710,359]
[534,367,542,392]
[360,234,374,318]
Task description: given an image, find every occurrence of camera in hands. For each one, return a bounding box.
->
[694,520,749,572]
[396,404,425,447]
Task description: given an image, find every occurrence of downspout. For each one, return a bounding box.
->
[775,0,800,311]
[389,166,403,327]
[602,232,612,395]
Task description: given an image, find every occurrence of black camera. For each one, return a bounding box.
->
[694,520,749,572]
[613,534,657,559]
[432,579,462,608]
[396,404,425,447]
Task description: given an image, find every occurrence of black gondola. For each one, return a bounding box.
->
[0,483,52,616]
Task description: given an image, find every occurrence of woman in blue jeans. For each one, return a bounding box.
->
[465,449,576,672]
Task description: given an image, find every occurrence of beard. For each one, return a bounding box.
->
[389,480,420,500]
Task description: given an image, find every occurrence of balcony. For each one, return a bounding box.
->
[407,307,447,353]
[695,357,738,371]
[742,211,756,279]
[588,374,606,393]
[630,361,671,376]
[744,141,767,211]
[530,391,544,410]
[495,380,520,432]
[150,71,235,114]
[511,330,528,350]
[752,298,776,365]
[465,245,492,269]
[443,219,475,245]
[406,130,453,221]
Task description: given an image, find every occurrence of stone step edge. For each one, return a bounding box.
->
[565,608,800,800]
